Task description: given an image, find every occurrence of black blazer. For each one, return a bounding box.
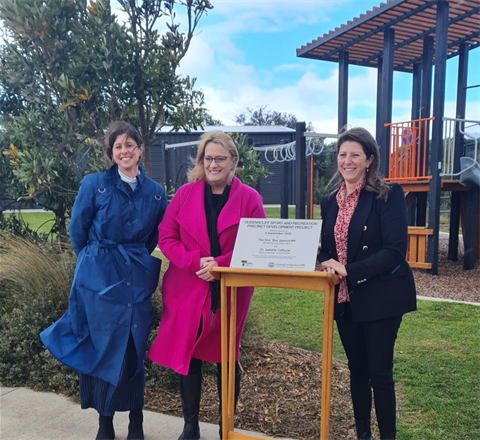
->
[319,183,417,322]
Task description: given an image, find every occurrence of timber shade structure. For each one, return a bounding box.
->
[297,0,480,73]
[296,0,480,275]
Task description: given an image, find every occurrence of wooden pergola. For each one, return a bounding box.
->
[297,0,480,274]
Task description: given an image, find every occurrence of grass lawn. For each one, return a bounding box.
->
[6,205,317,235]
[247,292,480,440]
[264,205,321,220]
[7,210,479,439]
[6,211,56,234]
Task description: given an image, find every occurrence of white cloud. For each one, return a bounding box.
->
[177,37,216,77]
[206,0,342,31]
[176,1,480,139]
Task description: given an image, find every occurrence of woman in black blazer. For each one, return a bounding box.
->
[319,127,416,440]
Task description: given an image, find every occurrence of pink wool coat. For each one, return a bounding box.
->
[148,177,266,375]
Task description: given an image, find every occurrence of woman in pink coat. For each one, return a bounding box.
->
[148,130,266,439]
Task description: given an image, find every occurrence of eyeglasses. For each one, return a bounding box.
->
[204,156,229,164]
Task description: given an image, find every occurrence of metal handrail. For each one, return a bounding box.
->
[441,117,479,177]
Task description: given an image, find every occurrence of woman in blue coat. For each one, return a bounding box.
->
[319,127,416,440]
[40,121,167,440]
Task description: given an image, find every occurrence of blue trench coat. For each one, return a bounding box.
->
[40,165,167,386]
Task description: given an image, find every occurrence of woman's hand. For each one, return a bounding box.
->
[320,259,347,279]
[196,257,218,282]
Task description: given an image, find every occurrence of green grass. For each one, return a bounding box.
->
[10,205,319,233]
[7,211,56,234]
[247,293,480,440]
[8,211,480,438]
[9,206,317,234]
[264,205,321,219]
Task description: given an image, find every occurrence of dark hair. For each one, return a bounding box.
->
[334,127,390,201]
[105,121,143,161]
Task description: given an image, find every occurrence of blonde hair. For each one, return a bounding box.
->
[187,131,239,182]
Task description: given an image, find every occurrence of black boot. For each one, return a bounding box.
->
[127,409,144,440]
[355,419,373,440]
[217,371,241,439]
[178,372,202,440]
[380,430,396,440]
[95,415,115,440]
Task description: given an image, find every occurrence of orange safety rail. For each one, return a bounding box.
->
[384,117,434,181]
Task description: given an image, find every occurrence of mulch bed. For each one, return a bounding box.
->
[144,240,478,439]
[145,338,357,440]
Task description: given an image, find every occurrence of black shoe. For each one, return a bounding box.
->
[95,415,115,440]
[127,409,144,440]
[355,419,373,440]
[178,372,202,440]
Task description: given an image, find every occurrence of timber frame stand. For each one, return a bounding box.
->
[210,267,339,440]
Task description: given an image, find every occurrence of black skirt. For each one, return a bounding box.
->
[79,333,144,416]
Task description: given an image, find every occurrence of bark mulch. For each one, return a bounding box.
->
[145,338,357,440]
[144,240,478,439]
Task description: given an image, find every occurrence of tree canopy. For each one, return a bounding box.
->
[0,0,212,234]
[235,105,315,132]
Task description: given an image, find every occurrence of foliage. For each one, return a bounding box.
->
[197,109,223,127]
[313,141,336,203]
[0,0,213,233]
[0,232,78,390]
[0,231,170,394]
[231,132,271,188]
[235,104,315,132]
[160,183,176,202]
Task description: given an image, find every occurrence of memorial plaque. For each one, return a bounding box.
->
[230,218,322,271]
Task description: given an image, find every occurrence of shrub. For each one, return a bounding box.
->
[0,231,170,394]
[0,231,78,393]
[231,133,272,187]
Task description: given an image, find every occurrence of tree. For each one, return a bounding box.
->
[197,109,223,127]
[313,141,336,203]
[231,133,271,187]
[235,105,315,132]
[0,0,212,234]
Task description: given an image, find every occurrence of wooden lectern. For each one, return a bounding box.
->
[210,267,339,440]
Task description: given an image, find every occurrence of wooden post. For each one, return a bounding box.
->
[212,268,338,440]
[449,43,469,262]
[295,122,307,219]
[427,0,449,275]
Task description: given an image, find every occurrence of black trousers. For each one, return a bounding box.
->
[186,316,240,376]
[336,304,402,433]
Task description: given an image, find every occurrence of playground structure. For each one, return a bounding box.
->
[260,130,338,220]
[296,0,480,274]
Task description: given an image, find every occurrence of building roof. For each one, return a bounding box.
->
[158,125,296,134]
[296,0,480,72]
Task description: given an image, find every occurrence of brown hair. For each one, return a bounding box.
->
[187,131,239,182]
[333,127,390,201]
[105,121,143,161]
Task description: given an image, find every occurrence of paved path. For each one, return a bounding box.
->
[0,387,273,440]
[417,295,480,306]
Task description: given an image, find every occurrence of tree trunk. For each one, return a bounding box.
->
[54,202,68,237]
[143,137,152,177]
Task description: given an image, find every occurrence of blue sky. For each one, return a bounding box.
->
[176,0,480,134]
